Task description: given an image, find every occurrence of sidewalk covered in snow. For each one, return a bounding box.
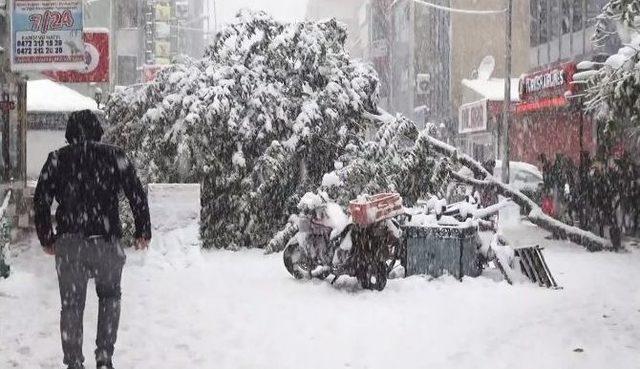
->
[1,215,639,369]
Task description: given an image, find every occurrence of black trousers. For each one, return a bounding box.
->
[55,234,126,368]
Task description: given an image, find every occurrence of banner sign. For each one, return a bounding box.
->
[43,29,110,83]
[519,62,577,102]
[10,0,85,71]
[458,99,488,134]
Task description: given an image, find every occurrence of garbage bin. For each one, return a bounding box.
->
[403,223,481,280]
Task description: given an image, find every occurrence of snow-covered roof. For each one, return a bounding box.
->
[27,79,98,113]
[462,78,520,102]
[495,160,543,178]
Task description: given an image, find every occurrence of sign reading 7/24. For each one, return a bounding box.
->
[10,0,85,71]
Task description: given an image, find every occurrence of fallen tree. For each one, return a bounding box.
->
[374,111,613,252]
[267,111,613,253]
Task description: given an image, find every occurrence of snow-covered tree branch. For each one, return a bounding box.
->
[363,111,613,252]
[584,0,640,147]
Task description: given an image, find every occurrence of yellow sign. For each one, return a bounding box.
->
[155,3,171,22]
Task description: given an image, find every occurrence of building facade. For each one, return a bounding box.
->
[357,0,392,109]
[390,0,451,128]
[450,0,530,115]
[528,0,616,68]
[452,0,530,160]
[512,0,621,167]
[117,0,206,86]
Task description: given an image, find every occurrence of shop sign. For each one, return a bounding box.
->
[10,0,85,71]
[43,29,110,83]
[515,96,568,114]
[458,99,487,134]
[519,62,577,101]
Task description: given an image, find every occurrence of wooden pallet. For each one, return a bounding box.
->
[513,246,559,288]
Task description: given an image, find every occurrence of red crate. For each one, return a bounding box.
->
[348,193,404,226]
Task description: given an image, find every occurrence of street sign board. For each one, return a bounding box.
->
[458,99,488,134]
[10,0,85,71]
[43,29,110,83]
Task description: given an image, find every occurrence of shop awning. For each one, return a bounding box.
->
[27,79,98,113]
[462,78,520,102]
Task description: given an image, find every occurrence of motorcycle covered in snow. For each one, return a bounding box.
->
[283,192,404,291]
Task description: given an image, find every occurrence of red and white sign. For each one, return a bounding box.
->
[458,99,487,134]
[519,62,577,102]
[43,29,109,83]
[516,96,568,114]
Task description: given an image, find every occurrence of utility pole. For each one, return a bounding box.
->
[212,0,217,33]
[501,0,512,184]
[110,0,118,89]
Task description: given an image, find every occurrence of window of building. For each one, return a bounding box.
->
[118,1,140,29]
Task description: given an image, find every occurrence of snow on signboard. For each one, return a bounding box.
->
[27,79,98,112]
[10,0,85,71]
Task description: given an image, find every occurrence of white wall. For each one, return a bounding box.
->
[27,130,66,180]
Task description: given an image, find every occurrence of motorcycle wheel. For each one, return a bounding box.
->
[283,242,308,279]
[357,262,387,291]
[283,243,331,280]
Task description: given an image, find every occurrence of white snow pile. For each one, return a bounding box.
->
[407,213,466,228]
[321,171,343,187]
[296,191,350,239]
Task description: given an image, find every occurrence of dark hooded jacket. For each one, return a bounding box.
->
[34,110,151,246]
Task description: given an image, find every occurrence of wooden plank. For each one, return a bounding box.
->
[515,249,536,282]
[536,246,558,288]
[522,248,544,286]
[493,257,513,285]
[531,247,551,286]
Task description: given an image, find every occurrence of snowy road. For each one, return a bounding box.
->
[1,222,640,369]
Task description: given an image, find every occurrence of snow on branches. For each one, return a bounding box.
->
[594,0,640,44]
[104,11,380,249]
[584,0,640,145]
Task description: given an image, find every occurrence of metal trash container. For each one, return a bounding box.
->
[403,223,481,279]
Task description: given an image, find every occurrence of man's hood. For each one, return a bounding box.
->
[65,109,104,144]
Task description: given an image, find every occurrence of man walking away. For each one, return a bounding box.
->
[34,109,151,369]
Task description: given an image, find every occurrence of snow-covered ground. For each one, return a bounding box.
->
[1,220,640,369]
